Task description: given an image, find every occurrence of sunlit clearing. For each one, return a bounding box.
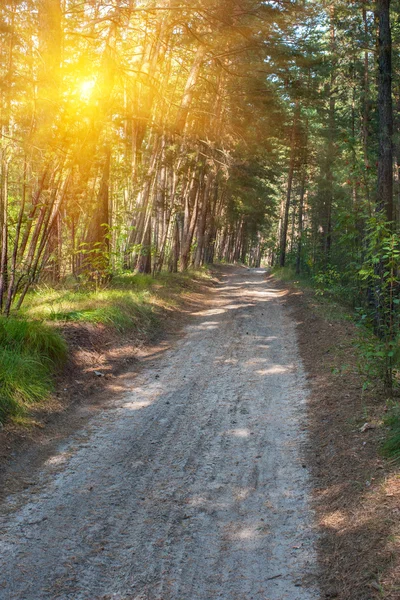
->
[194,308,226,316]
[230,526,264,540]
[192,322,219,330]
[321,510,346,530]
[45,452,71,467]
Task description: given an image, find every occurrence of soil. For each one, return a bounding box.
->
[0,275,215,501]
[279,279,400,600]
[0,266,318,600]
[1,266,399,600]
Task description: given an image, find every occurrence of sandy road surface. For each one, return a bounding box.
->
[0,267,318,600]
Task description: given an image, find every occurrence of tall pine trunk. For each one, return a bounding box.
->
[279,102,299,267]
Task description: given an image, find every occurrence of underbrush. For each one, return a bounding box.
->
[0,269,209,425]
[382,405,400,462]
[272,265,357,305]
[272,266,351,322]
[272,265,400,461]
[271,266,310,285]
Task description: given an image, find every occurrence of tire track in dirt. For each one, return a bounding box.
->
[0,266,318,600]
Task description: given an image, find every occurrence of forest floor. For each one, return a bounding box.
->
[0,265,398,599]
[276,276,400,600]
[0,270,212,475]
[0,265,318,600]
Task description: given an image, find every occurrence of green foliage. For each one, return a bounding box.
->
[382,404,400,461]
[46,291,158,333]
[271,266,311,286]
[313,267,342,297]
[0,318,67,364]
[21,270,207,332]
[356,220,400,389]
[354,329,400,390]
[0,348,52,422]
[0,318,67,423]
[78,241,112,288]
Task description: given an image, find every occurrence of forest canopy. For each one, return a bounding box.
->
[0,0,291,307]
[0,0,399,353]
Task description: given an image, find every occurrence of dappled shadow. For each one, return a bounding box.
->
[0,265,318,600]
[0,274,216,501]
[280,280,400,600]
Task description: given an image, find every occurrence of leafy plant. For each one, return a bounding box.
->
[382,404,400,461]
[313,267,342,296]
[357,219,400,390]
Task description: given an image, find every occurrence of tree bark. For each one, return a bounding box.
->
[279,102,299,267]
[376,0,393,221]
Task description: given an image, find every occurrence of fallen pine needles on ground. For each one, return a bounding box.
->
[272,271,400,600]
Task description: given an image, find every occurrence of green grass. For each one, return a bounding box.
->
[0,269,210,424]
[0,316,67,363]
[20,270,209,332]
[0,317,67,423]
[382,406,400,462]
[43,290,157,333]
[271,266,312,286]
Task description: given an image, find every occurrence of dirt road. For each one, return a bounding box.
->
[0,266,318,600]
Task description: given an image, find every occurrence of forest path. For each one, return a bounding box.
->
[0,266,318,600]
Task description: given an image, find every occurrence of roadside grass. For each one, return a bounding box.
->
[382,405,400,462]
[271,266,311,286]
[0,269,210,425]
[0,318,67,423]
[20,270,209,331]
[272,266,352,322]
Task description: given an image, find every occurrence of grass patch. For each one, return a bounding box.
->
[20,270,209,332]
[271,266,312,286]
[382,405,400,462]
[0,317,67,423]
[0,269,210,425]
[0,317,67,363]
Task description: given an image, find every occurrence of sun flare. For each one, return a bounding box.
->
[79,78,96,101]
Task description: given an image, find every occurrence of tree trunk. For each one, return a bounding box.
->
[376,0,393,221]
[84,148,111,278]
[279,102,299,267]
[0,154,9,312]
[296,167,307,276]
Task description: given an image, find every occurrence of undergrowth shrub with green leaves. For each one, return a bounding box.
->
[357,220,400,390]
